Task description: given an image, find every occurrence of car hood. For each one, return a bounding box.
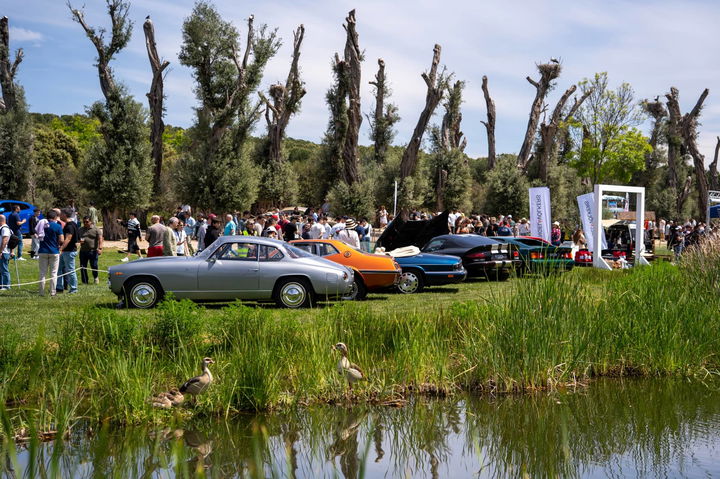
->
[393,252,461,265]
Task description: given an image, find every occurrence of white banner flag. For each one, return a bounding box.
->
[577,192,607,252]
[528,187,551,242]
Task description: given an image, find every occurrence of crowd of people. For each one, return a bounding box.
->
[0,205,104,294]
[0,202,717,292]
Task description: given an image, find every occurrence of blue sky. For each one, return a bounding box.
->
[6,0,720,160]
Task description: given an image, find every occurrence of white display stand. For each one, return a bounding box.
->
[593,184,650,270]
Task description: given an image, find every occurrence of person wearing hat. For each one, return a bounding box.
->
[336,218,360,248]
[551,221,562,246]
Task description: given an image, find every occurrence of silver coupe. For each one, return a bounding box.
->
[108,236,354,309]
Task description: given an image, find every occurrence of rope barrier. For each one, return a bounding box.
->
[5,262,111,288]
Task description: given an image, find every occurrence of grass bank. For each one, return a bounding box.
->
[0,245,718,436]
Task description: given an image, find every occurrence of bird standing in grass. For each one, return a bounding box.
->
[179,357,215,404]
[333,343,366,392]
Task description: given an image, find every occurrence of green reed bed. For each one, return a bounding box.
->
[0,251,719,433]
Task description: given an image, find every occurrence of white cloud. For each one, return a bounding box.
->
[9,27,43,43]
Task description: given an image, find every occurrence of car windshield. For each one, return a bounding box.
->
[516,238,547,247]
[284,244,314,259]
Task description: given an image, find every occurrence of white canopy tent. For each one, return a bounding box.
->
[593,184,650,270]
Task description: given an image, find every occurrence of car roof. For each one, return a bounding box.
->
[429,234,501,247]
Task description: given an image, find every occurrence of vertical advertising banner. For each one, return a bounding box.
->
[577,192,607,252]
[528,187,551,243]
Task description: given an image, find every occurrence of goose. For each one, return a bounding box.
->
[333,343,366,390]
[179,357,215,402]
[149,388,185,409]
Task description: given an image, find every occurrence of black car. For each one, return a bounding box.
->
[421,234,522,281]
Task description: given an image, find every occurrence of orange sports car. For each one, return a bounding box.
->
[290,239,401,300]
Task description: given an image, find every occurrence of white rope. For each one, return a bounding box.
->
[6,264,111,288]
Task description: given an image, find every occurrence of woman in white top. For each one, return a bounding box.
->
[378,206,388,228]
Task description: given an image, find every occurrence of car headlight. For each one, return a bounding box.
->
[342,271,348,281]
[453,262,463,271]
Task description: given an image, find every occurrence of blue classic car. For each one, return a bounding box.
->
[391,252,467,294]
[0,200,41,235]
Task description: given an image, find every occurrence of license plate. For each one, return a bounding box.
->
[493,254,506,260]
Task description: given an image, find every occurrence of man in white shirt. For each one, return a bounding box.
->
[336,218,360,248]
[310,216,327,239]
[330,217,346,238]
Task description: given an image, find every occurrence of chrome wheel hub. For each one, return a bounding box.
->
[398,273,419,294]
[131,283,156,308]
[281,282,305,307]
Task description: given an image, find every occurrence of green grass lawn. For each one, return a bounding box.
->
[1,248,521,339]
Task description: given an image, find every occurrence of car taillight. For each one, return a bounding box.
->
[513,250,520,258]
[530,252,544,259]
[575,251,592,262]
[466,252,488,259]
[563,252,572,259]
[613,251,626,258]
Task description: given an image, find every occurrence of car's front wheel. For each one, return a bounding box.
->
[342,276,367,300]
[397,270,424,294]
[275,278,314,308]
[124,277,164,309]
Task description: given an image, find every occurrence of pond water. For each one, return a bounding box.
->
[5,379,720,478]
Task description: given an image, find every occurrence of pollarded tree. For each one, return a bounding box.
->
[257,24,306,208]
[517,60,562,171]
[70,0,152,239]
[0,16,32,200]
[177,1,279,212]
[143,16,170,196]
[430,80,470,212]
[368,58,400,164]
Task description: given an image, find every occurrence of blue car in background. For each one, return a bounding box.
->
[392,252,466,294]
[0,200,42,235]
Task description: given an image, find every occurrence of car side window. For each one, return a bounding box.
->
[317,243,340,256]
[258,245,284,262]
[217,243,258,260]
[424,239,445,252]
[292,243,314,254]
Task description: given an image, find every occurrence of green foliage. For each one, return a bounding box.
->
[30,126,83,207]
[0,92,32,199]
[429,149,472,211]
[569,72,649,184]
[480,155,529,217]
[82,91,152,210]
[327,178,376,220]
[570,128,651,184]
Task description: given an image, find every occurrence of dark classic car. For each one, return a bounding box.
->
[108,236,354,309]
[493,236,574,273]
[421,234,522,281]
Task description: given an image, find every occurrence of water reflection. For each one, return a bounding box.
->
[4,379,720,478]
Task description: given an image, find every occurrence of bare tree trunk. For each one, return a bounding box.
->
[710,136,720,191]
[341,10,361,185]
[517,61,561,170]
[143,17,170,196]
[0,17,22,112]
[260,24,306,166]
[370,59,387,163]
[538,85,577,182]
[399,44,446,180]
[480,75,496,169]
[435,168,447,212]
[665,88,682,192]
[101,207,126,241]
[680,88,710,217]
